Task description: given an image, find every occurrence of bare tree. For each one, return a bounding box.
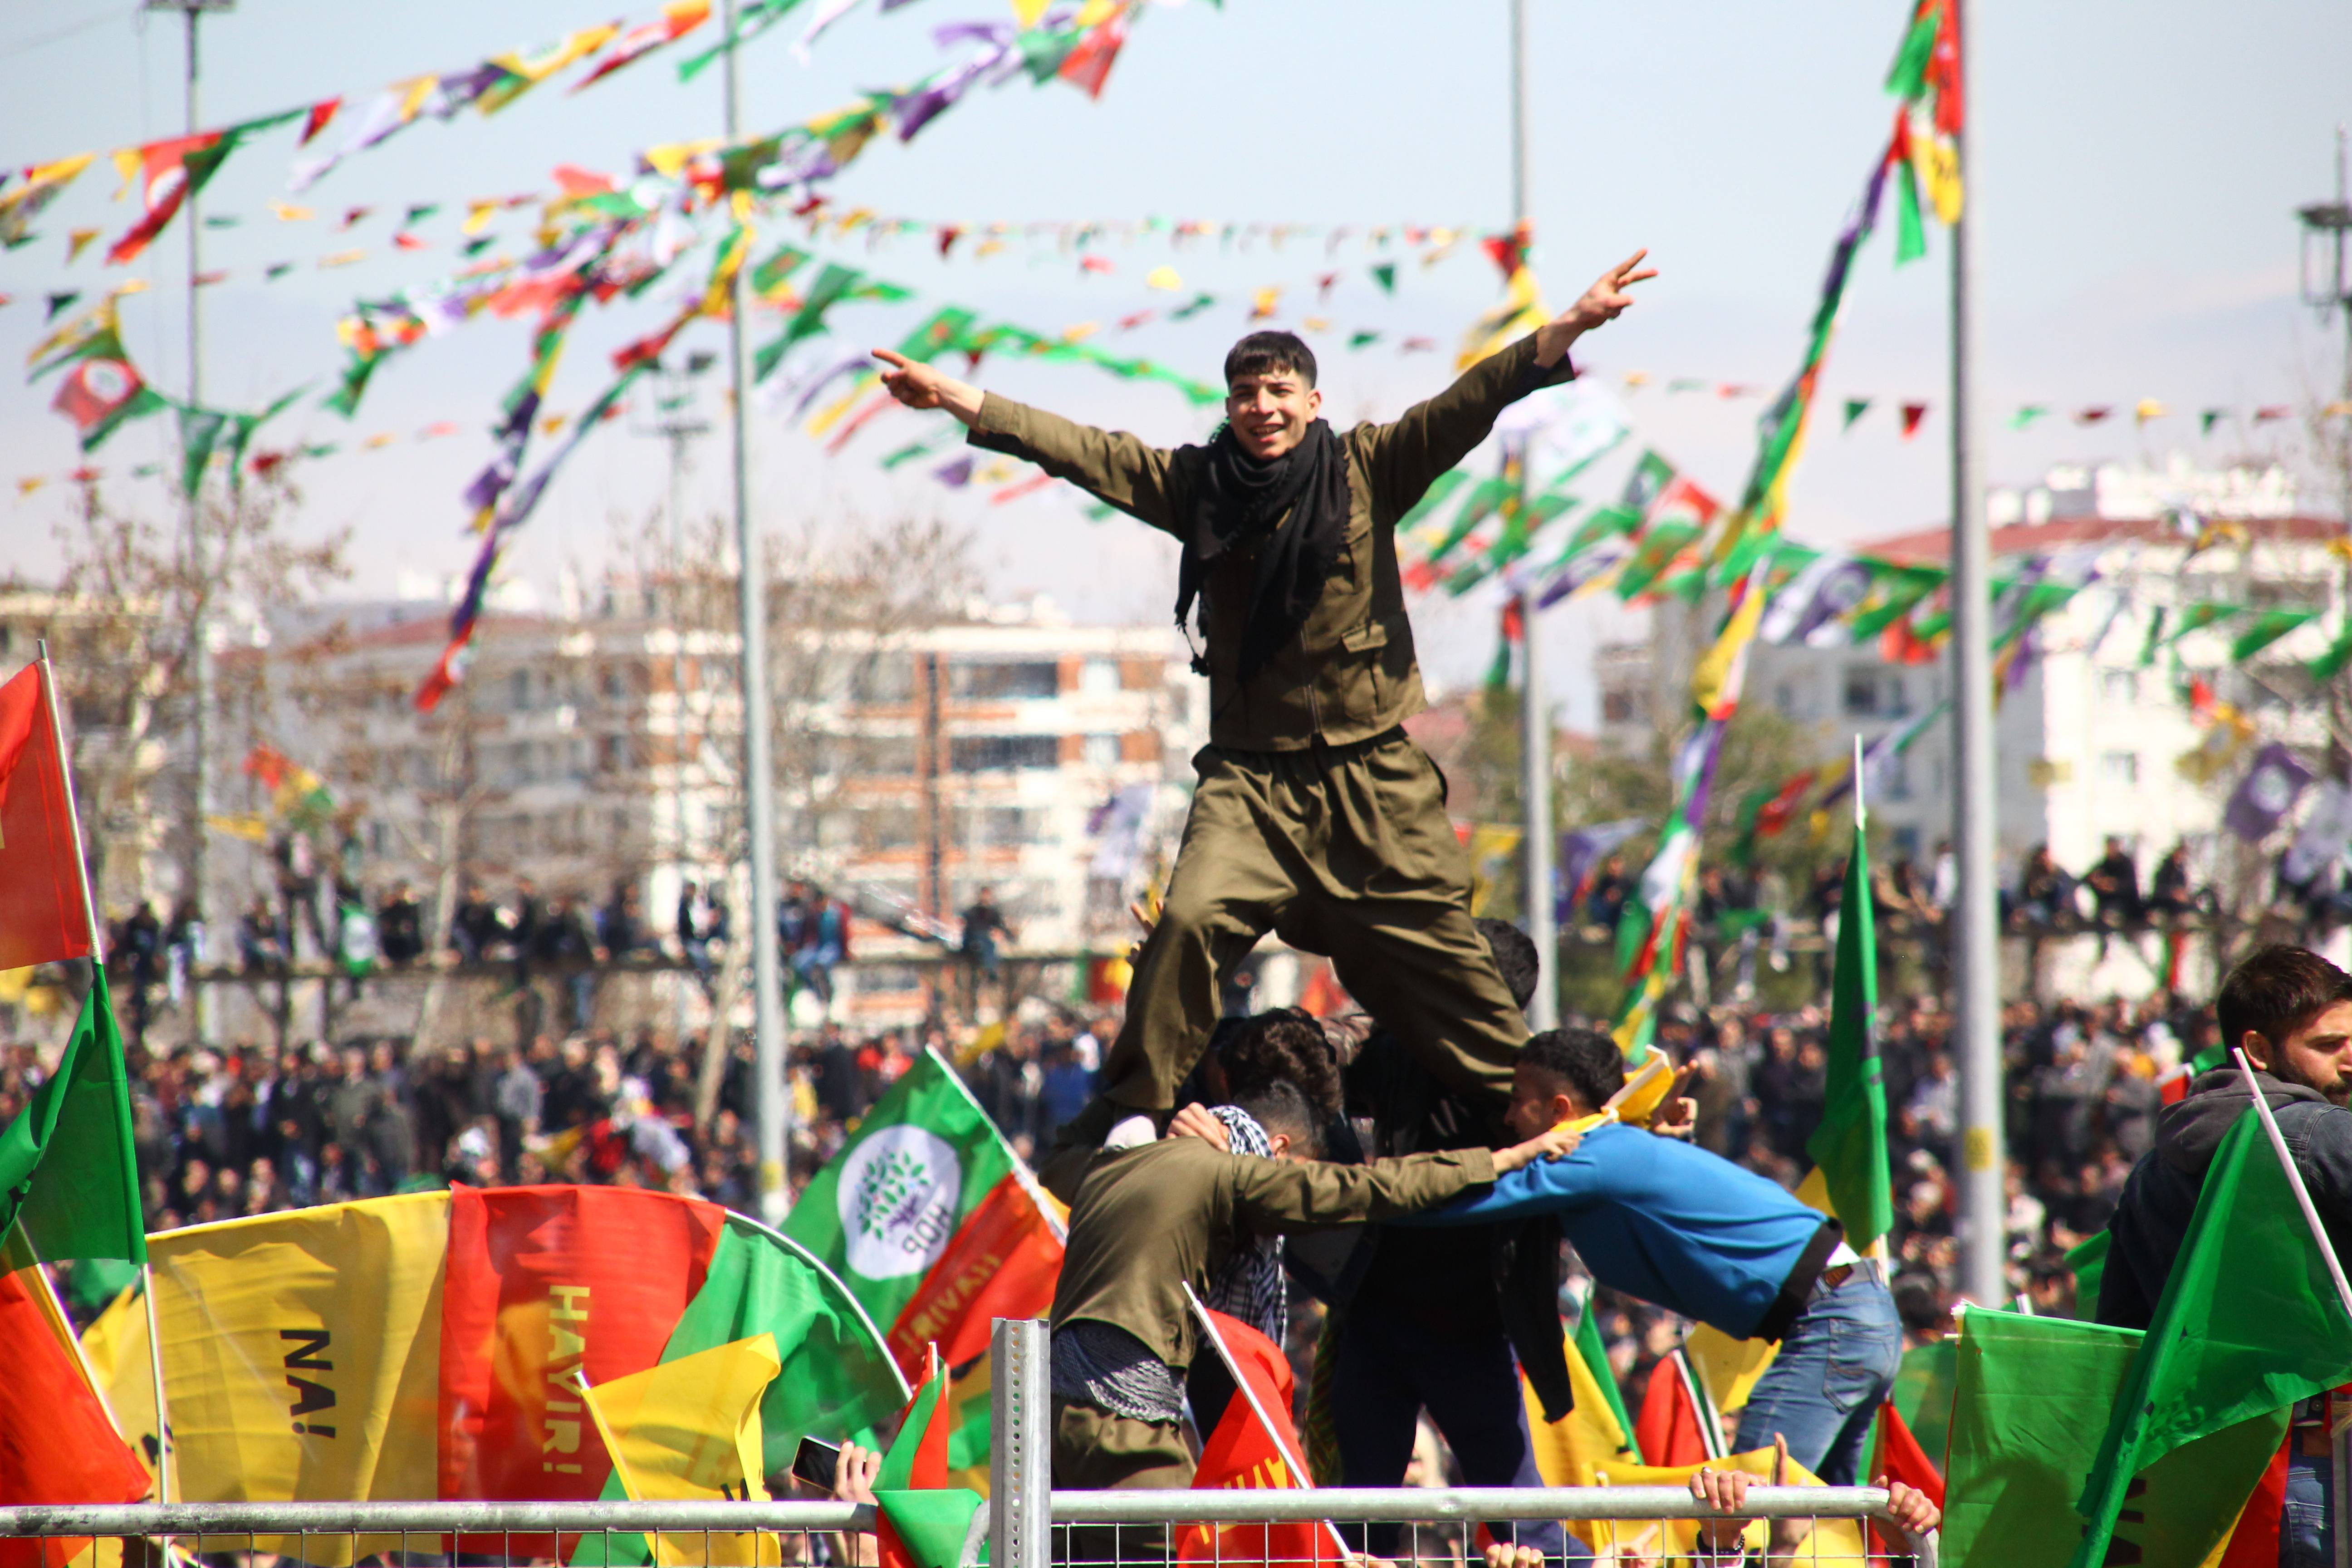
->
[21,466,346,927]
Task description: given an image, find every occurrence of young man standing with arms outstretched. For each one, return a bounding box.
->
[872,251,1656,1187]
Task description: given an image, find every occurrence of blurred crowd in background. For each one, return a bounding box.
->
[0,904,2207,1437]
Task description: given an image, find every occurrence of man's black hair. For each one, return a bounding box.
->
[1474,916,1540,1012]
[1224,331,1318,391]
[1213,1007,1341,1117]
[2216,945,2352,1058]
[1519,1028,1625,1114]
[1231,1078,1325,1158]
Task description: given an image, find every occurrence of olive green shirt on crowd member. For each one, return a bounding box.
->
[1050,1135,1498,1375]
[965,332,1573,751]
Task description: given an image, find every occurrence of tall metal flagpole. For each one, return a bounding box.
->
[149,0,232,1043]
[1509,0,1558,1028]
[1948,0,2006,1308]
[720,0,792,1220]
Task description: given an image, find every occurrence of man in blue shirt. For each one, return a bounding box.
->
[1405,1027,1902,1487]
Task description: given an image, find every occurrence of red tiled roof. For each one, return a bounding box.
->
[1860,514,2347,566]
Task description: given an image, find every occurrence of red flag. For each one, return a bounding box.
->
[0,1266,150,1559]
[1899,402,1930,439]
[1057,13,1129,99]
[1178,1306,1343,1568]
[415,630,473,712]
[0,663,96,971]
[1865,1400,1943,1560]
[886,1172,1064,1381]
[300,98,342,146]
[1635,1354,1711,1470]
[1753,769,1818,840]
[2215,1431,2291,1568]
[106,131,224,265]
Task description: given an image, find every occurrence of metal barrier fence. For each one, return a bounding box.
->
[0,1322,1937,1568]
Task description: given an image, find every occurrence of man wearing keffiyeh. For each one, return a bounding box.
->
[874,250,1656,1200]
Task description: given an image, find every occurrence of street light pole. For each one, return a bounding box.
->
[637,364,711,1051]
[149,0,232,1043]
[1509,0,1558,1028]
[1947,0,2007,1309]
[720,0,792,1220]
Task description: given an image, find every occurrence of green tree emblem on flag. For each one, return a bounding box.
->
[838,1125,961,1280]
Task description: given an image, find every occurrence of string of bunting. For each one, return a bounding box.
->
[1592,0,1963,1056]
[0,0,1159,271]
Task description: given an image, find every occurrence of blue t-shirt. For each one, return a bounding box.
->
[1400,1122,1831,1340]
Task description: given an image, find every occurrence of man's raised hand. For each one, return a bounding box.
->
[871,348,985,424]
[1535,250,1658,364]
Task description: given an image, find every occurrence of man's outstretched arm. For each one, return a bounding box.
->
[1360,250,1656,522]
[872,348,1185,534]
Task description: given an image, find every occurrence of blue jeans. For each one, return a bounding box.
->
[1331,1311,1583,1563]
[1733,1267,1902,1485]
[2284,1447,2331,1568]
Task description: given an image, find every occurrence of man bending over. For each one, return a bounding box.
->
[1398,1029,1902,1489]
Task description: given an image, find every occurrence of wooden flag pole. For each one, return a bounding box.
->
[39,640,168,1502]
[2231,1049,2352,1322]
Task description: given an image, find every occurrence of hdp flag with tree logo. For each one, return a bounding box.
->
[2067,1106,2352,1568]
[785,1049,1064,1487]
[1803,815,1893,1250]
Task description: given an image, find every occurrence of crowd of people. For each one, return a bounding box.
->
[1,922,2200,1423]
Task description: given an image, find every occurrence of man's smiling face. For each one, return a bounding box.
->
[1224,362,1322,461]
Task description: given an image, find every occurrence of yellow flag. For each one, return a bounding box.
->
[1144,265,1182,291]
[85,1196,448,1522]
[576,1337,784,1566]
[1683,1323,1780,1417]
[1011,0,1050,26]
[1574,1447,1865,1561]
[1521,1338,1638,1488]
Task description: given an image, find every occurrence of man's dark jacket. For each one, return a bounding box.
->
[2098,1066,2352,1330]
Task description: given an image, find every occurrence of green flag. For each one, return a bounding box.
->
[2064,1230,2109,1320]
[1945,1307,2282,1568]
[2069,1107,2352,1567]
[1573,1296,1640,1458]
[874,1364,986,1568]
[781,1049,1016,1338]
[2229,607,2319,663]
[0,967,146,1264]
[2308,622,2352,684]
[574,1213,912,1563]
[1806,822,1892,1250]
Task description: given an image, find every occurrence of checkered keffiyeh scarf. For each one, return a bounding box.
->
[1207,1104,1288,1347]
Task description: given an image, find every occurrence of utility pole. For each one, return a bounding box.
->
[2298,124,2352,528]
[1508,0,1557,1027]
[636,359,712,1050]
[149,0,232,1043]
[720,0,792,1221]
[1947,0,2006,1309]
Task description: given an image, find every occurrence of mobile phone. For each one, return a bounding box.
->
[792,1436,841,1492]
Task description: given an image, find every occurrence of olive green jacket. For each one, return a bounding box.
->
[965,332,1574,750]
[1049,1135,1496,1375]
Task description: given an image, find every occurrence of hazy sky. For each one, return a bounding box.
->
[3,0,2347,726]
